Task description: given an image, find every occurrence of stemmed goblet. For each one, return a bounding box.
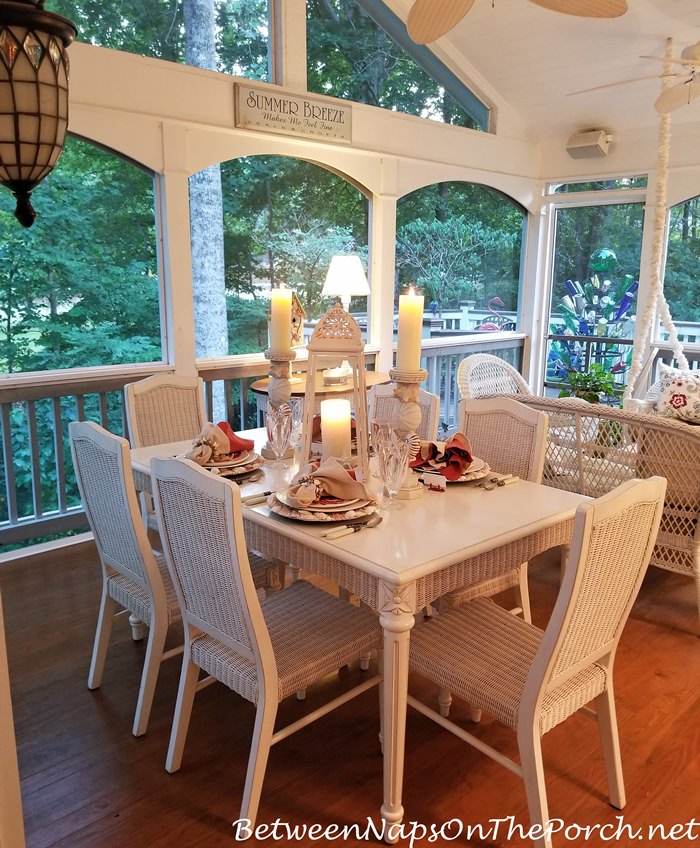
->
[377,432,412,510]
[288,397,304,451]
[266,404,293,467]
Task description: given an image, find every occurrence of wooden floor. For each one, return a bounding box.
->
[1,541,699,848]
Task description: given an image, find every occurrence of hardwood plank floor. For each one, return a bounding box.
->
[1,542,698,848]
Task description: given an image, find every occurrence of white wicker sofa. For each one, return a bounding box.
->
[516,395,700,628]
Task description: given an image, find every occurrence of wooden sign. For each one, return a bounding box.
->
[235,84,352,144]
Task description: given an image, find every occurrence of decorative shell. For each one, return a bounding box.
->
[268,376,291,406]
[405,432,422,458]
[393,401,422,433]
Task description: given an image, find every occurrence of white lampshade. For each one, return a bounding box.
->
[321,255,370,311]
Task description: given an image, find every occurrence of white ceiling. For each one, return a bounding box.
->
[393,0,700,140]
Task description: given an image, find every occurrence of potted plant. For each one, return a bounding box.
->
[558,362,621,404]
[559,363,625,447]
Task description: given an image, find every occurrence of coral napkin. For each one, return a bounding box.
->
[409,432,473,481]
[185,422,252,465]
[217,421,254,453]
[286,457,373,509]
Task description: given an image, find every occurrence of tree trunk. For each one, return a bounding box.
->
[184,0,228,420]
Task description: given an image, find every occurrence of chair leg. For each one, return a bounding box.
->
[438,687,452,718]
[132,615,168,737]
[88,589,118,690]
[165,653,200,773]
[595,688,626,809]
[517,728,552,848]
[516,563,532,623]
[238,695,278,832]
[129,614,146,641]
[377,650,384,754]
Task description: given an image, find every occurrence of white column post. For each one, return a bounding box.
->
[269,0,307,91]
[158,123,197,376]
[369,174,398,373]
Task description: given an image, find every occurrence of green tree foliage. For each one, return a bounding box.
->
[396,217,517,309]
[52,0,184,59]
[220,156,368,320]
[396,182,524,311]
[665,196,700,323]
[306,0,477,126]
[0,137,159,373]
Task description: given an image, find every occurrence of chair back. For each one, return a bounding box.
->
[524,477,666,721]
[368,384,440,440]
[458,397,548,483]
[125,374,206,448]
[151,457,272,668]
[69,421,156,591]
[457,354,531,400]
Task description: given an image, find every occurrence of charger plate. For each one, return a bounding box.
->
[267,494,378,523]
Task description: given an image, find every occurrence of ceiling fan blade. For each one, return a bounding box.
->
[655,77,700,113]
[568,73,680,96]
[641,54,700,68]
[529,0,627,17]
[407,0,475,44]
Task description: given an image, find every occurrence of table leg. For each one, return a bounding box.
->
[377,581,416,842]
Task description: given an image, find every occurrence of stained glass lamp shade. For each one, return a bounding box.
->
[0,1,76,226]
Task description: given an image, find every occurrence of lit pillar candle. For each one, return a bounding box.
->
[269,287,292,352]
[396,287,424,371]
[321,399,352,461]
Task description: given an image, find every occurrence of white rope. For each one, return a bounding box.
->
[624,38,688,404]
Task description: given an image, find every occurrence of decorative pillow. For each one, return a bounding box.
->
[654,363,700,423]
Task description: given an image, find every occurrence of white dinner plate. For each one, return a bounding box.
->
[275,490,366,512]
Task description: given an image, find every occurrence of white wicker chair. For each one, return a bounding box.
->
[124,373,206,449]
[151,457,382,831]
[124,373,207,532]
[457,353,531,399]
[368,384,441,440]
[69,421,183,737]
[409,476,666,848]
[442,397,549,621]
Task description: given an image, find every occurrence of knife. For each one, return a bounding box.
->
[323,515,383,539]
[240,490,273,505]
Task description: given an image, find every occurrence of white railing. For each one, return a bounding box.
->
[1,335,525,549]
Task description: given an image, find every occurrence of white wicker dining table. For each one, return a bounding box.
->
[131,429,588,839]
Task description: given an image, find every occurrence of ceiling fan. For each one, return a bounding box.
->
[568,41,700,114]
[406,0,627,45]
[643,42,700,114]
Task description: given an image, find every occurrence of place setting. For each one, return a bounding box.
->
[182,421,265,481]
[408,431,491,485]
[265,455,379,523]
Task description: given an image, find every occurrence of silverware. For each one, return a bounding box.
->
[323,514,383,539]
[241,489,273,505]
[481,474,520,491]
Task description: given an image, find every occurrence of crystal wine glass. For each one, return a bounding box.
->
[378,434,411,510]
[288,397,304,451]
[371,419,394,478]
[266,405,293,466]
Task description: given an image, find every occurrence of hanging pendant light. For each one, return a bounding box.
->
[0,1,76,226]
